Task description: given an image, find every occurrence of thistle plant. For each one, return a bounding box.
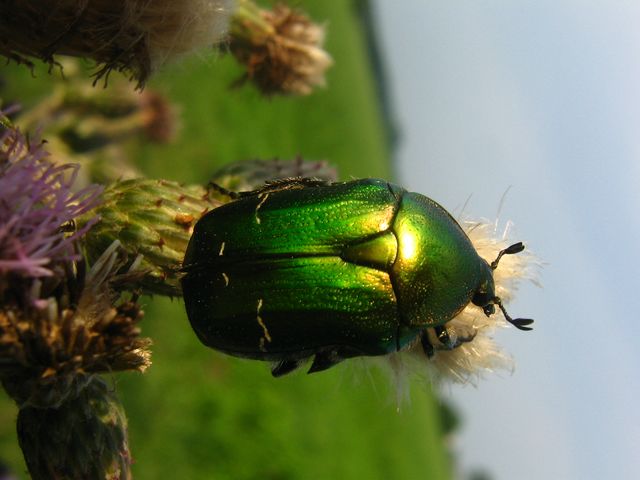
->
[0,114,343,479]
[0,0,331,95]
[229,0,333,95]
[17,59,179,146]
[0,121,150,479]
[0,0,234,88]
[11,58,178,187]
[79,178,223,296]
[0,4,538,473]
[78,157,339,296]
[209,156,338,192]
[0,122,102,279]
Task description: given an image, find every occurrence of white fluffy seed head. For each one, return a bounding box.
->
[140,0,235,69]
[368,218,540,395]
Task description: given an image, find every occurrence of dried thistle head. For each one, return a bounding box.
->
[138,90,181,144]
[230,1,333,95]
[0,122,150,408]
[53,66,181,145]
[0,0,233,88]
[1,241,151,408]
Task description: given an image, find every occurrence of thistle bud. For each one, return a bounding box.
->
[210,156,338,191]
[80,179,223,296]
[1,241,148,479]
[1,120,149,479]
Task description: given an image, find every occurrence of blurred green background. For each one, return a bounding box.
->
[0,2,453,478]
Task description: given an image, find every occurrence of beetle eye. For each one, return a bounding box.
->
[483,304,495,316]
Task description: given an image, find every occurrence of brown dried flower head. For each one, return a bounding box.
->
[230,1,333,95]
[1,242,151,408]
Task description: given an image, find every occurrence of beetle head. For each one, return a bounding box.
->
[472,242,534,331]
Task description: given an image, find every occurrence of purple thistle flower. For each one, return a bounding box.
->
[0,126,103,278]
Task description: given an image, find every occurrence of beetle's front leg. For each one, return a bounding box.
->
[420,323,477,357]
[271,359,303,377]
[270,350,347,377]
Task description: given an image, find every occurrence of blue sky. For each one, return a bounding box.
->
[372,2,640,478]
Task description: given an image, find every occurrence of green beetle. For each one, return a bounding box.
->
[182,178,532,376]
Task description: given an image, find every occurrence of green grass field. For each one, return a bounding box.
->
[0,2,453,478]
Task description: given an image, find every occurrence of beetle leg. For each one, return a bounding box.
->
[208,177,330,201]
[439,324,477,350]
[423,324,477,354]
[307,350,344,374]
[420,331,435,358]
[206,181,242,199]
[271,359,303,377]
[259,177,331,194]
[446,324,477,348]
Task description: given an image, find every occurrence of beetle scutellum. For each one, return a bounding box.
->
[181,178,533,378]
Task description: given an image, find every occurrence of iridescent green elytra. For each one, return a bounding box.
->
[182,178,532,376]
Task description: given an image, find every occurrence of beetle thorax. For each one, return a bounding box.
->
[391,192,486,331]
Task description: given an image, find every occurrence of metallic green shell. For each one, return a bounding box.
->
[182,179,487,361]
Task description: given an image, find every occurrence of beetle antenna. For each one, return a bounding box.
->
[494,296,534,331]
[207,181,241,199]
[491,242,525,270]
